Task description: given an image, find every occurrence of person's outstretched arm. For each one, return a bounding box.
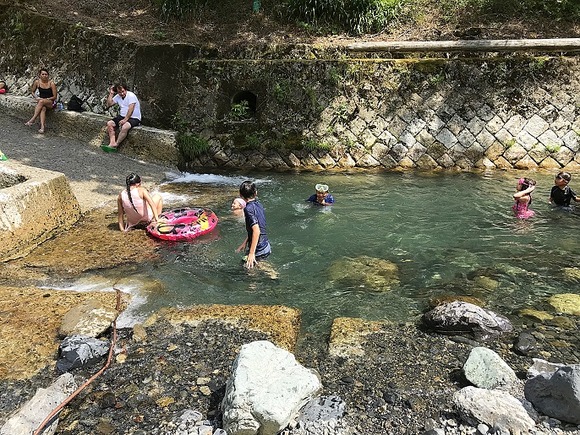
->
[245,224,260,269]
[120,103,136,126]
[236,237,248,253]
[49,81,57,103]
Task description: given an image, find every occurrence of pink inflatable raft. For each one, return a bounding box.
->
[146,208,218,241]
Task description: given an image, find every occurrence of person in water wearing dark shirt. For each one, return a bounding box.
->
[25,68,57,134]
[549,171,579,207]
[307,183,335,206]
[236,180,271,269]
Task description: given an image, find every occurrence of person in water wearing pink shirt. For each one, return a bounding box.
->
[117,173,163,231]
[512,177,536,219]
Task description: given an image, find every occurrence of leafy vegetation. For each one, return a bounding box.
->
[154,0,209,21]
[230,100,251,120]
[284,0,409,35]
[436,0,579,20]
[302,139,333,152]
[152,0,579,35]
[177,133,211,159]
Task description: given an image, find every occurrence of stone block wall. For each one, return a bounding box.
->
[180,58,580,171]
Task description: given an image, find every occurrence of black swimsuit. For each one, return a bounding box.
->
[37,83,54,99]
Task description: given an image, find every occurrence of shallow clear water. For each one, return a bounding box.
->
[117,170,580,335]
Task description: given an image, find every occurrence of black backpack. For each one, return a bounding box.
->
[67,95,85,112]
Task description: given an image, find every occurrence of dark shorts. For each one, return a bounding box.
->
[255,252,270,261]
[112,115,140,128]
[241,252,270,266]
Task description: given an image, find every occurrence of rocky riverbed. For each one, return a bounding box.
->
[1,293,579,434]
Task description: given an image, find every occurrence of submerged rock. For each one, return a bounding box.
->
[518,308,554,322]
[422,301,512,340]
[327,255,399,291]
[513,332,537,356]
[547,293,580,316]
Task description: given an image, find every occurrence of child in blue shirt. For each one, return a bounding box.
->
[307,183,334,206]
[236,181,271,268]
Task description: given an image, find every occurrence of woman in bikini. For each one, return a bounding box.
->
[25,68,58,134]
[117,173,164,232]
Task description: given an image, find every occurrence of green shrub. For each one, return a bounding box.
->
[284,0,409,35]
[155,0,208,20]
[177,133,210,159]
[230,100,251,120]
[302,139,333,152]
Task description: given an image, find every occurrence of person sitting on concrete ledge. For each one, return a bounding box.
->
[25,68,57,134]
[105,82,141,148]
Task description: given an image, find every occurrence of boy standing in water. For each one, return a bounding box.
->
[549,171,580,207]
[236,180,271,269]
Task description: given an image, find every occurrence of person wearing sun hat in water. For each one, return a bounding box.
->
[307,183,334,206]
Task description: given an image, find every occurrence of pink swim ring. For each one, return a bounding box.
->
[147,208,218,241]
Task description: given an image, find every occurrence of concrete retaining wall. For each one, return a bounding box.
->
[0,162,82,261]
[0,96,179,166]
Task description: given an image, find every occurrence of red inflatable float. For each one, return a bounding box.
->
[146,208,218,241]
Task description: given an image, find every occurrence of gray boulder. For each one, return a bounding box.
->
[524,364,580,424]
[423,301,512,340]
[56,335,110,373]
[287,395,352,435]
[463,347,517,389]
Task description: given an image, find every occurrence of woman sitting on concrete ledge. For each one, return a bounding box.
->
[25,68,57,134]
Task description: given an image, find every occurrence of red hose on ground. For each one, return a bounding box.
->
[33,288,123,435]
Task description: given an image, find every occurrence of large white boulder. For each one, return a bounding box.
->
[221,340,322,435]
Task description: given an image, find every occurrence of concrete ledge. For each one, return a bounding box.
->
[0,95,180,166]
[0,161,82,261]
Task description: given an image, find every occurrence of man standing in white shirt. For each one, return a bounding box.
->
[105,82,142,148]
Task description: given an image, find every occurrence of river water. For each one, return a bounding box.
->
[82,170,580,334]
